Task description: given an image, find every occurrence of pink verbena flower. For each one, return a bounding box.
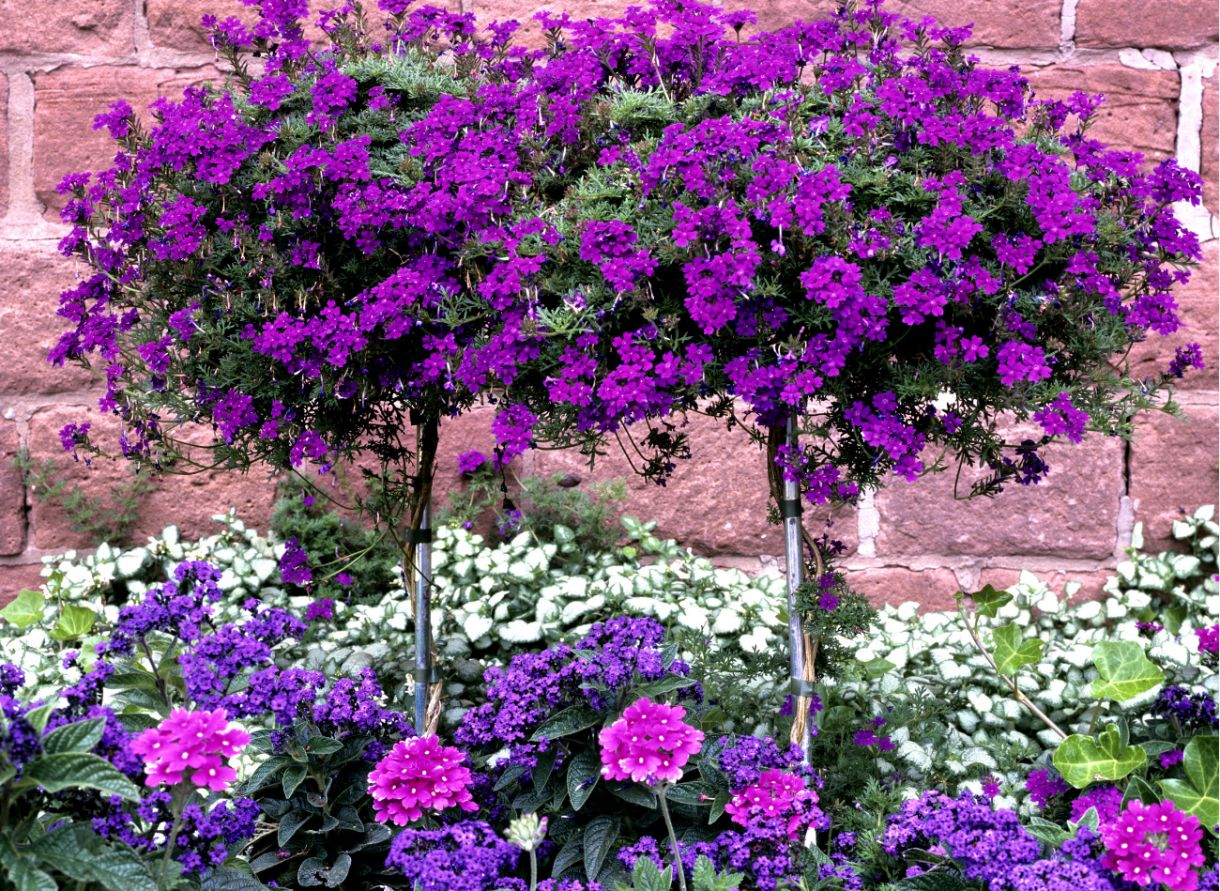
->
[129,708,250,792]
[368,734,478,825]
[598,696,704,786]
[1196,623,1219,654]
[724,769,819,840]
[1100,798,1205,891]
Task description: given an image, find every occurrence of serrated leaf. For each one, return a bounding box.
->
[567,750,601,811]
[282,764,309,800]
[1053,726,1147,789]
[42,718,105,755]
[1,589,45,629]
[629,852,668,891]
[1159,736,1218,837]
[583,814,621,884]
[1088,641,1165,701]
[966,585,1012,619]
[992,624,1044,674]
[20,753,142,801]
[529,705,603,743]
[49,604,97,641]
[663,781,718,807]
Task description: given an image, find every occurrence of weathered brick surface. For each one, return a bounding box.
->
[1128,242,1218,392]
[535,412,858,557]
[874,424,1125,560]
[0,244,101,398]
[976,568,1112,605]
[147,0,347,53]
[0,564,46,607]
[0,0,133,56]
[0,72,8,221]
[1023,65,1179,171]
[843,566,962,612]
[1075,0,1218,50]
[27,404,278,551]
[0,421,24,557]
[878,0,1061,48]
[1128,404,1220,552]
[1203,69,1217,217]
[33,65,221,220]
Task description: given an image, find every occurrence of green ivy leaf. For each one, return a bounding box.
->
[0,589,44,629]
[567,750,600,812]
[41,718,105,755]
[529,705,603,743]
[19,753,143,801]
[1053,725,1147,789]
[583,814,621,885]
[991,624,1044,674]
[48,604,97,642]
[965,585,1012,619]
[1088,641,1165,701]
[1159,736,1218,837]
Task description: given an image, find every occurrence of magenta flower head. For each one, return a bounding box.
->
[368,734,479,825]
[129,707,250,792]
[598,696,704,787]
[457,450,489,475]
[1196,623,1219,654]
[724,769,819,840]
[1100,798,1206,891]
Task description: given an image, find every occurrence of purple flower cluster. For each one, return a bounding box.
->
[853,715,896,751]
[1025,769,1071,808]
[0,694,42,773]
[713,734,808,790]
[0,663,23,697]
[384,820,519,891]
[313,667,415,748]
[1152,685,1219,734]
[98,561,225,657]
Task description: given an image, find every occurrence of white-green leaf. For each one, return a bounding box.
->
[1053,725,1146,789]
[1088,640,1164,701]
[1,589,44,629]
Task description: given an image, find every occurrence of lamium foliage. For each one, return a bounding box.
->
[50,0,1205,529]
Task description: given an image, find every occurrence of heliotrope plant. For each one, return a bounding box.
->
[49,0,1204,587]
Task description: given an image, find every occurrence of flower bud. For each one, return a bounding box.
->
[505,813,548,852]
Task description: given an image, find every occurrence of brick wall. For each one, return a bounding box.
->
[0,0,1216,606]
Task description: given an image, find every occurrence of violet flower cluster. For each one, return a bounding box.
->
[384,819,519,890]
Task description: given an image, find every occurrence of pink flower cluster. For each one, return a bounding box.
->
[129,708,250,792]
[368,734,478,825]
[1196,623,1218,654]
[1100,799,1205,891]
[724,769,819,840]
[598,697,704,786]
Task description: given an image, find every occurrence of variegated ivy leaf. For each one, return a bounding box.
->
[991,623,1044,674]
[1088,640,1164,702]
[1159,736,1218,838]
[1053,725,1146,789]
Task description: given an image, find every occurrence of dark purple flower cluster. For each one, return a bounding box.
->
[572,617,696,710]
[313,667,415,747]
[305,598,335,622]
[279,537,313,586]
[714,734,808,790]
[881,791,1041,885]
[1152,685,1219,734]
[98,561,224,657]
[0,695,42,772]
[618,819,808,891]
[1025,768,1071,808]
[853,715,896,751]
[495,880,604,891]
[0,663,24,697]
[384,820,520,891]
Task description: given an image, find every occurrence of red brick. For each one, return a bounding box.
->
[1203,70,1217,217]
[1023,65,1179,171]
[27,404,278,551]
[0,73,8,220]
[0,244,101,397]
[877,0,1061,48]
[1075,0,1218,50]
[33,65,222,221]
[0,0,133,56]
[147,0,342,53]
[843,565,963,612]
[0,564,46,608]
[1128,403,1220,552]
[0,421,24,557]
[1128,242,1219,392]
[976,568,1111,605]
[874,421,1125,560]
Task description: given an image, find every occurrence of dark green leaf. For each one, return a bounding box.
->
[278,809,311,847]
[343,823,391,854]
[297,856,327,887]
[282,764,309,800]
[567,750,601,812]
[6,858,57,891]
[894,869,972,891]
[23,704,55,736]
[335,806,363,832]
[49,604,97,641]
[966,585,1011,619]
[325,853,351,887]
[201,866,272,890]
[304,736,343,756]
[634,675,698,697]
[709,790,731,824]
[529,706,603,743]
[552,830,584,879]
[249,853,282,875]
[20,753,142,801]
[512,778,558,812]
[27,830,157,891]
[583,814,621,885]
[115,712,160,733]
[1121,775,1161,808]
[243,756,291,793]
[1024,816,1069,847]
[494,764,530,792]
[608,781,656,809]
[42,718,105,755]
[533,745,560,793]
[664,781,718,807]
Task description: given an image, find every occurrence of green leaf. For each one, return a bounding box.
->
[1088,641,1165,701]
[202,866,272,890]
[583,814,621,884]
[49,604,97,641]
[862,658,896,679]
[27,829,157,891]
[278,809,311,847]
[567,750,600,811]
[664,781,718,807]
[966,585,1011,619]
[529,705,603,743]
[895,870,972,891]
[242,756,291,793]
[533,745,560,793]
[1122,775,1161,808]
[991,624,1044,674]
[512,777,559,813]
[494,764,531,792]
[607,781,657,809]
[19,753,143,801]
[552,829,584,879]
[1053,726,1147,789]
[1025,817,1069,847]
[629,854,669,891]
[1159,736,1218,837]
[708,790,731,824]
[41,718,105,755]
[634,675,698,697]
[297,856,327,887]
[303,736,343,756]
[6,858,57,891]
[1,589,45,629]
[324,853,351,888]
[1068,806,1099,832]
[22,704,55,736]
[281,764,309,800]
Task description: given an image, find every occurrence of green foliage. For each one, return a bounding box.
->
[1088,641,1165,702]
[1159,736,1219,837]
[13,448,156,547]
[1052,724,1147,788]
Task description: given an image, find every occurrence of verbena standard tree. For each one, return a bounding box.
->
[51,0,1204,733]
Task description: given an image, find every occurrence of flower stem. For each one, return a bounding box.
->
[159,784,190,888]
[658,787,687,891]
[529,847,538,891]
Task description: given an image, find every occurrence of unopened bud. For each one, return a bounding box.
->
[505,813,548,852]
